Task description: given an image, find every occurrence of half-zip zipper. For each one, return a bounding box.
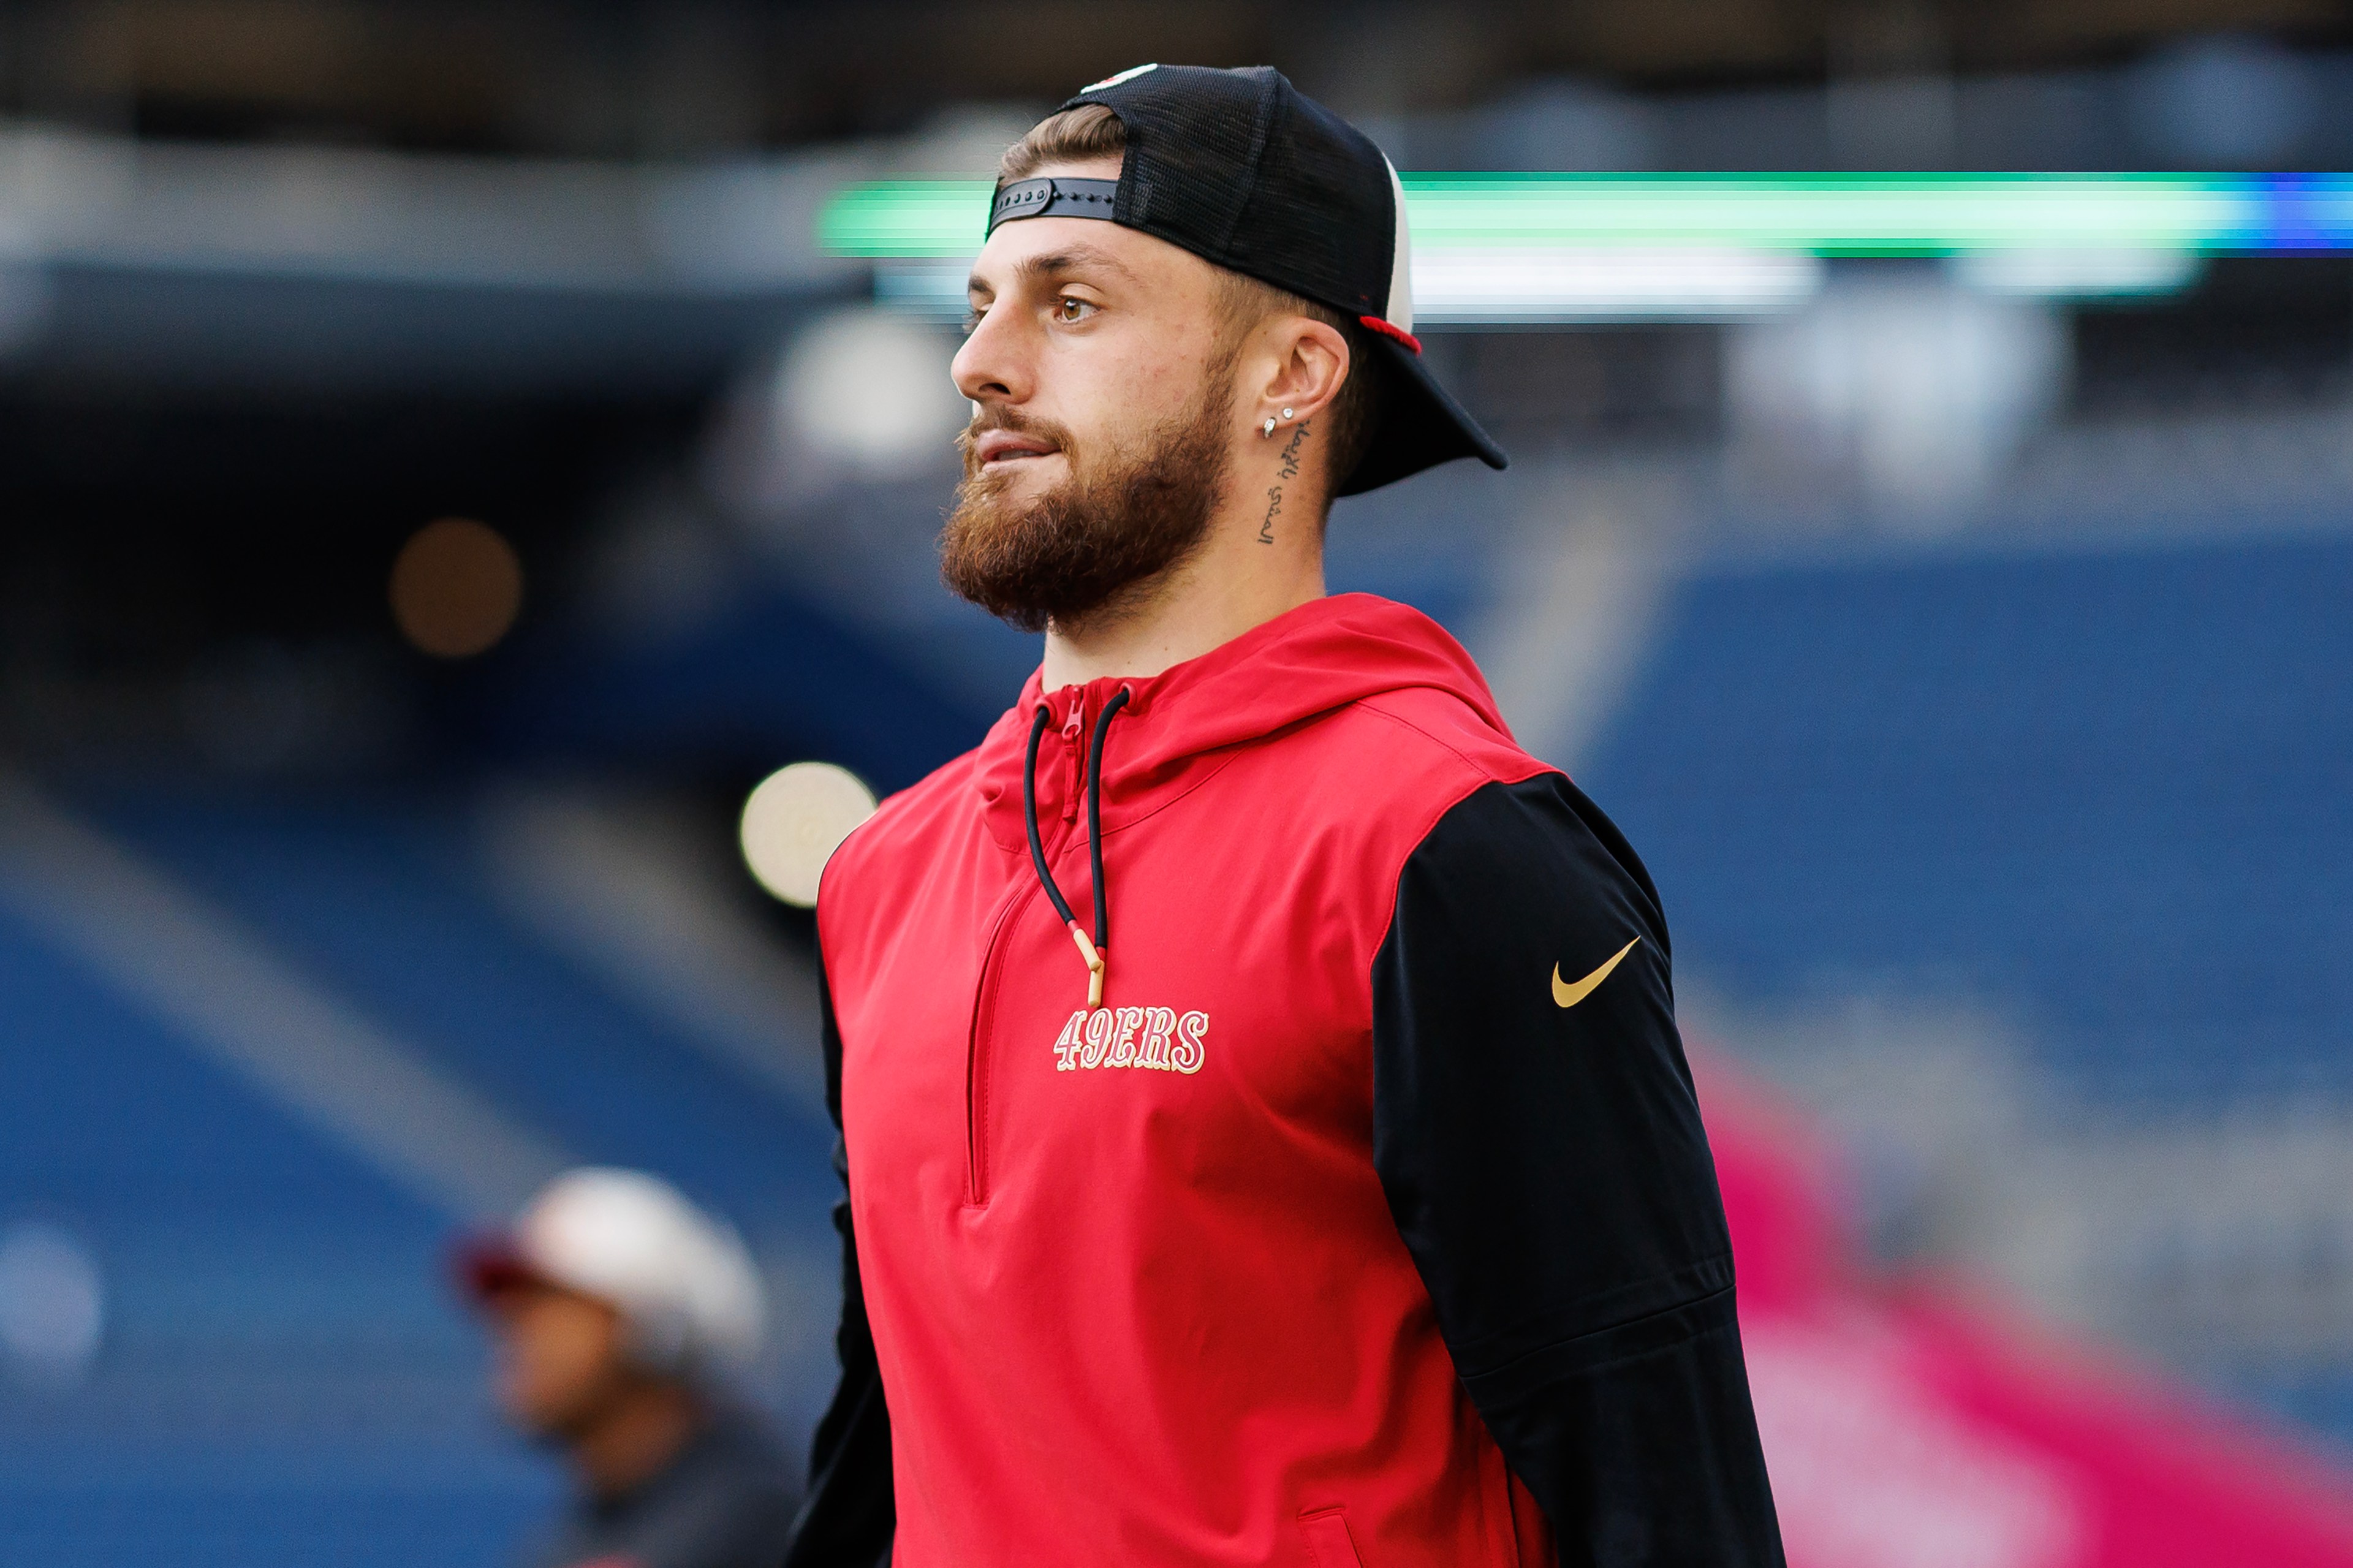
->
[974,683,1134,1205]
[971,694,1082,1207]
[964,876,1047,1206]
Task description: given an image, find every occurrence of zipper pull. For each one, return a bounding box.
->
[1060,687,1085,823]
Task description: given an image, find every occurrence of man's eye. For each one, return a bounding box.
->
[1055,296,1096,323]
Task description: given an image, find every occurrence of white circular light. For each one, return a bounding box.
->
[0,1222,104,1385]
[778,307,967,474]
[740,762,878,907]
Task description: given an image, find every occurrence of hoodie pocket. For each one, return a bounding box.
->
[1299,1507,1365,1568]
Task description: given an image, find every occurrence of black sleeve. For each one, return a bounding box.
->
[781,961,895,1568]
[1371,773,1784,1568]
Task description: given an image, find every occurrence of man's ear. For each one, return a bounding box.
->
[1254,316,1351,431]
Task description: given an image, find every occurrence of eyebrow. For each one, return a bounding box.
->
[968,243,1141,298]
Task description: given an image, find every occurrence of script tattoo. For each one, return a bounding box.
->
[1259,422,1311,544]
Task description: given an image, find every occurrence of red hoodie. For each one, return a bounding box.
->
[790,595,1781,1567]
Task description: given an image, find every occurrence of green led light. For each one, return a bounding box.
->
[820,180,992,257]
[1400,175,2255,256]
[817,173,2275,260]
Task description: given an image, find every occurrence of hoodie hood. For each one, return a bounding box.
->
[975,593,1513,857]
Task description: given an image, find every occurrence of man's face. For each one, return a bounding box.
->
[486,1281,634,1441]
[943,156,1244,632]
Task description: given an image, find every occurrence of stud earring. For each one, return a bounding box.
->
[1262,416,1277,438]
[1281,407,1294,420]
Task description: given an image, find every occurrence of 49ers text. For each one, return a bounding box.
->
[1052,1006,1208,1074]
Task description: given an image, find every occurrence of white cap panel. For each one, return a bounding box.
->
[1382,155,1414,335]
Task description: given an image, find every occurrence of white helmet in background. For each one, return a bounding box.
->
[461,1167,767,1382]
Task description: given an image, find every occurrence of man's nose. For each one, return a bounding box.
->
[952,307,1028,404]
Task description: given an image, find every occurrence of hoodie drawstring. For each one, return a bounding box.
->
[1023,686,1132,1009]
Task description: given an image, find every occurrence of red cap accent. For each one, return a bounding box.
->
[1357,315,1423,355]
[451,1235,547,1303]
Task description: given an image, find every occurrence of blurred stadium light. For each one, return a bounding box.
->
[767,307,969,474]
[389,520,526,660]
[1949,247,2203,297]
[1408,245,1822,322]
[0,1221,105,1387]
[740,763,879,909]
[1729,273,2068,516]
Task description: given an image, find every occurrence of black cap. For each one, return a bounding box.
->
[987,63,1507,498]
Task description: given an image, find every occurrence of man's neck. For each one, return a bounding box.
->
[572,1379,705,1501]
[1040,509,1328,689]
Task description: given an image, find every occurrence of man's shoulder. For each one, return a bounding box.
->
[820,743,982,890]
[1325,683,1554,803]
[1228,686,1561,910]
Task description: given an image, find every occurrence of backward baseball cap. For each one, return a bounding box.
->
[988,63,1507,497]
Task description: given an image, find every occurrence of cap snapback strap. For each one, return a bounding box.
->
[987,168,1428,359]
[988,176,1121,234]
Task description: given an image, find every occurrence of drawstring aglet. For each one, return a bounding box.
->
[1068,920,1105,1009]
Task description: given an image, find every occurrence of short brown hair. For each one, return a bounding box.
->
[1000,105,1381,504]
[999,103,1127,184]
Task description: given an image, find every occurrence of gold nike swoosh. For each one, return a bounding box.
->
[1552,937,1642,1009]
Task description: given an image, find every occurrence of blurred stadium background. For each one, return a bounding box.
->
[2,2,2353,1563]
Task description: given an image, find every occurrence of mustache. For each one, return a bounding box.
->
[957,407,1077,463]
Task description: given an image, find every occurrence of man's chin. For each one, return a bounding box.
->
[510,1398,599,1447]
[944,396,1227,632]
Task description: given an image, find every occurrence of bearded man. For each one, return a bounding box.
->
[785,64,1784,1568]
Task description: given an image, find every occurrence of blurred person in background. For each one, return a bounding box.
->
[458,1168,800,1568]
[790,64,1779,1568]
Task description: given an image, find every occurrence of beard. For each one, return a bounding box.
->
[940,375,1233,635]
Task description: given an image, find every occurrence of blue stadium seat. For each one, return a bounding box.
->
[0,903,553,1566]
[1583,529,2353,1107]
[88,789,838,1233]
[0,787,841,1565]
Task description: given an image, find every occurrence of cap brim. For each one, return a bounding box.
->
[452,1236,548,1304]
[1335,332,1508,498]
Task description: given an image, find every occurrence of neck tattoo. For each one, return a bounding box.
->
[1259,422,1311,545]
